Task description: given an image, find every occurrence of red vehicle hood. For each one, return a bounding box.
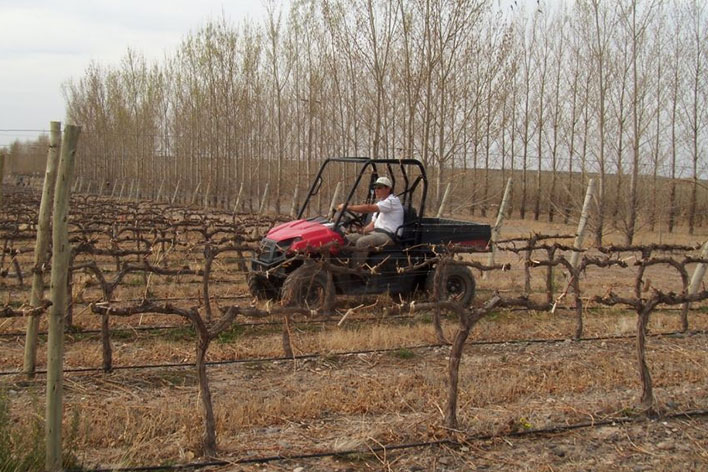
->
[266,219,344,253]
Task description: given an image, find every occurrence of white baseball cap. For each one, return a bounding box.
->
[374,176,392,188]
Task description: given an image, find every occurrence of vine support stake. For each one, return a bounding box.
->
[203,181,211,209]
[25,121,62,377]
[155,177,165,202]
[171,178,181,205]
[0,151,5,212]
[684,240,708,330]
[328,182,342,215]
[570,178,595,268]
[485,178,512,279]
[46,124,80,472]
[436,182,451,218]
[290,186,300,218]
[259,182,270,215]
[233,181,244,213]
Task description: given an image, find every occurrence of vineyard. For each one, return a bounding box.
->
[1,179,708,471]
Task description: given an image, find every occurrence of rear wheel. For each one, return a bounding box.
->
[425,264,476,306]
[281,263,335,312]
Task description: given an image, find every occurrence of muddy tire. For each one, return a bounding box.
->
[425,264,476,306]
[281,264,335,312]
[247,272,281,300]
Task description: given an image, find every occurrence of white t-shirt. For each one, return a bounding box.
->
[372,194,404,235]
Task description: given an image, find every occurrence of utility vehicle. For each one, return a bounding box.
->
[248,158,491,310]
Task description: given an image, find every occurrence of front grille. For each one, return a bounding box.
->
[257,239,284,263]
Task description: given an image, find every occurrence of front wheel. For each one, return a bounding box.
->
[425,263,476,306]
[281,263,335,312]
[247,272,281,300]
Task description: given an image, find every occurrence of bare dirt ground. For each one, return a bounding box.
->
[1,193,708,471]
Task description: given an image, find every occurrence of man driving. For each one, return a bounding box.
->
[336,176,404,267]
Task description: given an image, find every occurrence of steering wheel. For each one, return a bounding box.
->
[333,207,367,231]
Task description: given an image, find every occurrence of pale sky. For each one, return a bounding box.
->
[0,0,267,148]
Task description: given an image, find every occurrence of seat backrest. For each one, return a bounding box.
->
[403,205,417,224]
[395,206,418,242]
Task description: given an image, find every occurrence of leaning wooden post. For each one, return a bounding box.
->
[155,177,165,202]
[259,182,270,215]
[24,121,61,377]
[203,181,211,209]
[46,124,80,472]
[170,178,181,205]
[233,181,244,213]
[682,240,708,331]
[290,186,300,218]
[570,178,595,268]
[436,183,451,218]
[328,182,342,215]
[190,181,202,206]
[0,151,5,209]
[689,241,708,295]
[484,178,512,279]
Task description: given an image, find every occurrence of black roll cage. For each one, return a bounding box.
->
[296,157,428,230]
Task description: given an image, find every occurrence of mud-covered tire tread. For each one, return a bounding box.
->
[281,264,335,312]
[247,272,280,300]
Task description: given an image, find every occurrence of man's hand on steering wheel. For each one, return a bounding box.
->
[334,203,366,231]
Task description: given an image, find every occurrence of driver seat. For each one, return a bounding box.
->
[394,206,418,245]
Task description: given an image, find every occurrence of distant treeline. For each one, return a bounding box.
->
[5,0,708,242]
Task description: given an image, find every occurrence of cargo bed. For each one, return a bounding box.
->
[400,217,491,248]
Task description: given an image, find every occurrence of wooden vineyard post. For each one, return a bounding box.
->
[436,182,451,218]
[233,181,244,213]
[24,121,61,377]
[570,178,595,268]
[171,178,181,205]
[290,186,300,218]
[485,178,512,279]
[0,151,5,208]
[191,182,202,206]
[259,182,270,215]
[155,177,165,202]
[683,240,708,331]
[203,181,211,209]
[328,182,341,216]
[688,240,708,295]
[46,124,80,472]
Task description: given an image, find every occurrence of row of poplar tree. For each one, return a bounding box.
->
[12,0,708,243]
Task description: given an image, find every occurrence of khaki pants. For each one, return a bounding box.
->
[346,231,393,267]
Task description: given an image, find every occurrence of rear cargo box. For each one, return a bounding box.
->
[417,217,491,247]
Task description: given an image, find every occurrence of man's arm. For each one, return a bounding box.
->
[337,202,379,213]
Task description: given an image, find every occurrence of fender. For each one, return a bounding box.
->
[266,219,345,254]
